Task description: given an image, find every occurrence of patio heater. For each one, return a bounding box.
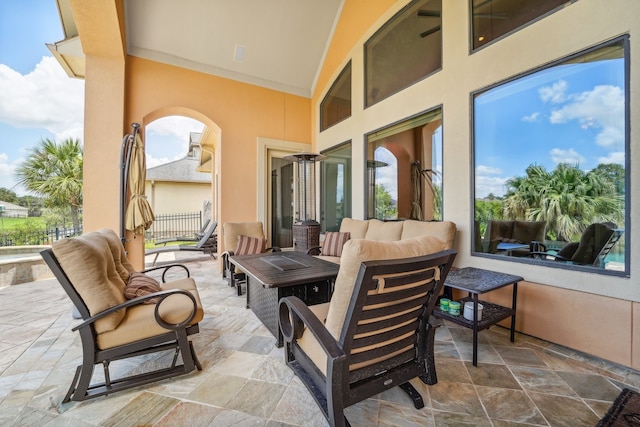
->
[285,153,325,252]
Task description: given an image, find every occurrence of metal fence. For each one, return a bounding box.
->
[0,226,83,247]
[0,211,205,247]
[147,211,204,241]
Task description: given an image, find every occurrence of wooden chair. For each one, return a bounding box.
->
[279,236,456,427]
[41,229,203,402]
[221,221,280,295]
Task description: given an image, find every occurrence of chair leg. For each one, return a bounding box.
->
[62,365,82,403]
[399,382,425,409]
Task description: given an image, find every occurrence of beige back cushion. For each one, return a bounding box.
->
[98,228,136,282]
[400,220,456,249]
[364,219,404,241]
[52,231,127,333]
[339,218,369,239]
[323,235,447,340]
[223,222,265,252]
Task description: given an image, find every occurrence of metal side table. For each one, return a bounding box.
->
[434,267,522,366]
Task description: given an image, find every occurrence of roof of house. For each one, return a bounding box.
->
[146,157,211,184]
[0,201,28,211]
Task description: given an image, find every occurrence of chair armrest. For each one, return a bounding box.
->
[306,246,322,256]
[72,288,197,332]
[266,246,282,252]
[528,251,570,261]
[279,296,344,361]
[142,263,190,282]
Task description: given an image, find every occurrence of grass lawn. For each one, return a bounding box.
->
[1,217,47,230]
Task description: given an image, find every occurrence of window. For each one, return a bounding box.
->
[471,0,574,51]
[320,142,352,232]
[472,36,629,275]
[320,62,351,131]
[365,0,442,107]
[366,108,443,220]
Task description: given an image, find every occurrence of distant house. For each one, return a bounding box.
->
[0,201,28,218]
[145,132,211,215]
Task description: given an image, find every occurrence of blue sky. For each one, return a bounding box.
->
[0,1,200,195]
[474,54,625,198]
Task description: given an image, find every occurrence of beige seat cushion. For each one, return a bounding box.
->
[400,220,456,249]
[298,235,447,374]
[364,219,404,241]
[97,277,204,349]
[98,228,136,282]
[339,218,369,239]
[52,231,127,334]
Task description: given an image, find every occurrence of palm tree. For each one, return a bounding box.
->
[16,138,83,234]
[503,163,621,241]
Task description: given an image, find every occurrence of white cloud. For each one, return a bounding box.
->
[475,175,508,199]
[145,116,205,163]
[0,57,84,141]
[598,151,625,165]
[522,112,540,122]
[146,154,173,169]
[549,148,586,165]
[548,84,624,148]
[0,153,18,191]
[539,80,568,104]
[476,165,502,175]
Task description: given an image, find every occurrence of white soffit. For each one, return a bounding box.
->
[124,0,343,98]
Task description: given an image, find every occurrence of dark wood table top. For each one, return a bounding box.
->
[229,251,340,288]
[445,267,523,294]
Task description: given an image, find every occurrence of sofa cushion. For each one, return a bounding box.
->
[323,235,448,341]
[97,277,204,350]
[364,219,403,241]
[400,220,456,249]
[223,222,265,253]
[235,235,265,255]
[52,231,127,334]
[124,272,162,304]
[339,218,369,239]
[488,220,515,242]
[512,221,546,244]
[98,228,136,282]
[322,231,350,257]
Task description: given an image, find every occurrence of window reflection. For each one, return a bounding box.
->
[365,0,442,107]
[320,62,351,131]
[473,37,628,275]
[366,108,443,221]
[320,142,351,232]
[471,0,572,51]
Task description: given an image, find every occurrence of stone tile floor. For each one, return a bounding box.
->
[1,252,639,426]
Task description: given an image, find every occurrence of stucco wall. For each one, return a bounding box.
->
[313,0,639,368]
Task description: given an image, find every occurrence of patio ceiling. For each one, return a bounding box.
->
[49,0,344,97]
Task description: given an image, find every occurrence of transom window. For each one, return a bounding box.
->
[320,62,352,132]
[365,0,442,107]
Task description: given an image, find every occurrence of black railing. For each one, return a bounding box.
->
[147,211,204,241]
[0,226,83,247]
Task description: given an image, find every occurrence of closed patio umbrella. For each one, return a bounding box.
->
[125,132,155,235]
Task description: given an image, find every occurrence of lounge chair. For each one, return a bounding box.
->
[146,221,218,265]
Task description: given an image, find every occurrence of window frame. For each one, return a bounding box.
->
[319,61,352,132]
[470,34,630,277]
[319,140,352,233]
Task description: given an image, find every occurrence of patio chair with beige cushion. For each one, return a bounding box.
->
[40,228,203,402]
[279,236,456,427]
[221,221,280,295]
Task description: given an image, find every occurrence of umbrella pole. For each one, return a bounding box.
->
[119,123,140,245]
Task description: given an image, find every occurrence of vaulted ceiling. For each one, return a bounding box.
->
[50,0,344,97]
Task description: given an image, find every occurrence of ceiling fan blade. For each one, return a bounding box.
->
[420,25,441,38]
[417,10,441,17]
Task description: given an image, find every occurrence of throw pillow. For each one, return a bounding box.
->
[235,235,265,255]
[322,231,350,257]
[124,272,162,304]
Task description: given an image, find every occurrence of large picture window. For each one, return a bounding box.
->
[366,108,443,221]
[320,62,351,132]
[320,142,351,232]
[472,36,629,276]
[365,0,441,107]
[471,0,573,51]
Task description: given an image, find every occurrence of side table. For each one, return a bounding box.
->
[433,267,522,366]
